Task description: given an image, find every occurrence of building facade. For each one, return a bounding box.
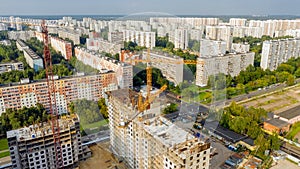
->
[86,38,123,55]
[75,47,133,88]
[50,36,73,60]
[261,38,300,71]
[0,62,24,74]
[107,89,211,169]
[123,30,156,49]
[0,73,117,116]
[7,114,82,169]
[142,51,184,85]
[205,26,233,52]
[196,52,255,86]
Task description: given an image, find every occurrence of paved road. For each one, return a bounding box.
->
[82,130,110,144]
[210,82,288,107]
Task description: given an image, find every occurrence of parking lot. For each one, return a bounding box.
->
[210,140,234,169]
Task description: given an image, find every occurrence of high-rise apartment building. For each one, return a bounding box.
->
[50,36,73,60]
[0,73,117,116]
[23,48,44,72]
[107,89,211,169]
[196,52,254,86]
[200,39,227,58]
[108,31,124,44]
[8,31,35,41]
[7,114,82,169]
[261,38,300,71]
[75,47,133,88]
[229,18,247,27]
[122,30,156,49]
[141,51,184,85]
[170,29,189,50]
[86,38,123,55]
[58,29,80,45]
[205,26,233,52]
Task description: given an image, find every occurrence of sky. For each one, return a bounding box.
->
[0,0,299,16]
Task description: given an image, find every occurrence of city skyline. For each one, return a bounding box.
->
[0,0,299,16]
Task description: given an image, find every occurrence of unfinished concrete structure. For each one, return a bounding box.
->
[7,114,82,169]
[107,89,211,169]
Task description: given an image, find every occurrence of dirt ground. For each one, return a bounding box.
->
[79,142,127,169]
[271,159,300,169]
[242,86,300,114]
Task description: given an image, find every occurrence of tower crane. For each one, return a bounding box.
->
[2,19,64,168]
[41,20,63,168]
[119,48,168,128]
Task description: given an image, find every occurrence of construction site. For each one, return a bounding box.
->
[107,88,211,169]
[7,114,83,169]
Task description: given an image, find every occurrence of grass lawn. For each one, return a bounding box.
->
[0,151,10,158]
[286,122,300,140]
[0,139,8,151]
[81,119,108,130]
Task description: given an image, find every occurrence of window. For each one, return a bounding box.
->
[203,157,206,161]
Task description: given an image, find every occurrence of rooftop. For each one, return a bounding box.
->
[23,48,42,60]
[204,121,247,143]
[277,105,300,120]
[7,114,79,141]
[75,47,130,66]
[143,116,209,159]
[265,118,290,128]
[0,71,115,88]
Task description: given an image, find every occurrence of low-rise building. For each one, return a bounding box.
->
[263,118,290,134]
[275,105,300,124]
[0,62,24,74]
[23,48,44,71]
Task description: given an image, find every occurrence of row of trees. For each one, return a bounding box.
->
[220,102,281,159]
[0,104,49,137]
[69,99,108,125]
[208,56,300,99]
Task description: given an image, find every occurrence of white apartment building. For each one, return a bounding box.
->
[0,62,24,74]
[205,26,233,51]
[229,18,247,27]
[141,51,184,85]
[170,29,189,50]
[75,47,133,88]
[86,38,124,55]
[122,30,156,49]
[196,52,255,86]
[200,39,226,58]
[261,38,300,71]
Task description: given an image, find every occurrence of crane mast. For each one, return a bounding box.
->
[41,20,62,168]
